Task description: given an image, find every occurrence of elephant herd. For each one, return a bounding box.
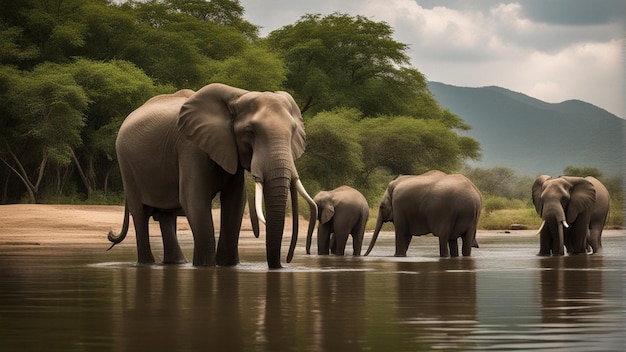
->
[107,84,611,268]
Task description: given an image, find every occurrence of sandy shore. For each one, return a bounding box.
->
[0,204,310,248]
[0,204,622,248]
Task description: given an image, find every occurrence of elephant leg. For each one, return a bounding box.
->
[180,155,218,266]
[333,233,348,256]
[438,236,450,257]
[331,221,352,256]
[352,221,366,256]
[185,207,216,266]
[159,213,187,264]
[394,223,411,257]
[181,191,216,266]
[461,227,476,256]
[538,229,552,256]
[569,222,590,255]
[317,224,331,255]
[216,170,245,266]
[330,233,338,254]
[131,205,155,264]
[588,227,603,254]
[448,238,459,257]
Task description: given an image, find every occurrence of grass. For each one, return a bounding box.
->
[479,208,542,230]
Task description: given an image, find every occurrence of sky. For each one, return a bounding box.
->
[238,0,625,118]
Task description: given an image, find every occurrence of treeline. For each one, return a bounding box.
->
[1,0,620,227]
[0,0,480,204]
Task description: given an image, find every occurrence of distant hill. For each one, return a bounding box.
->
[428,82,625,177]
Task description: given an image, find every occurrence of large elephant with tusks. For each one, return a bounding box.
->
[108,83,317,269]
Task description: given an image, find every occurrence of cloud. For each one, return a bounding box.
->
[521,0,626,26]
[240,0,624,117]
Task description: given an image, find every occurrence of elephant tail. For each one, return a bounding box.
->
[107,202,130,251]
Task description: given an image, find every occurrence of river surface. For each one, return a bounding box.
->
[0,230,624,351]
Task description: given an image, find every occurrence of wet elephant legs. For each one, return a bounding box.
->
[158,212,186,264]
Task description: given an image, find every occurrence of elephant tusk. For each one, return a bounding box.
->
[536,220,545,236]
[295,179,315,207]
[255,182,266,225]
[561,220,569,229]
[295,179,318,230]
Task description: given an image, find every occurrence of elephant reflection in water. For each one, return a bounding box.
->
[260,264,368,351]
[314,265,367,350]
[539,256,604,325]
[260,272,299,350]
[395,260,478,350]
[112,268,243,351]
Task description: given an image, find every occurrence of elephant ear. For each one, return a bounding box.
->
[563,176,596,223]
[315,192,334,224]
[276,91,306,159]
[178,83,249,175]
[532,175,551,215]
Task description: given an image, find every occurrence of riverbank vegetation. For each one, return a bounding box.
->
[1,1,621,230]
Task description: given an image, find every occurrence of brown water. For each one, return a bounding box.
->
[0,231,624,351]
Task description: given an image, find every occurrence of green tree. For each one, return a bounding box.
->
[267,13,409,115]
[165,0,258,38]
[123,0,252,88]
[463,166,533,200]
[266,12,469,131]
[69,58,161,197]
[297,108,364,192]
[0,63,88,203]
[562,166,603,178]
[208,45,286,91]
[359,116,478,183]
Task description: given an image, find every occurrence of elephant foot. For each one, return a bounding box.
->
[163,249,188,264]
[162,257,188,265]
[216,258,239,267]
[393,253,407,257]
[137,253,156,265]
[192,257,216,266]
[568,251,588,256]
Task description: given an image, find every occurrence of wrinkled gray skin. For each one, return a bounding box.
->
[532,175,609,256]
[365,170,482,257]
[306,186,369,256]
[108,83,317,269]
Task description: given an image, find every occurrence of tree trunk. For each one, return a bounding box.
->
[71,149,93,198]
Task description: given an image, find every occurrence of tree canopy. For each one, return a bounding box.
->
[0,1,483,204]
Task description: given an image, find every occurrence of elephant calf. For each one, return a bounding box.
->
[365,170,482,257]
[306,186,369,256]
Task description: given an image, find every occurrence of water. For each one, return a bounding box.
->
[0,231,624,351]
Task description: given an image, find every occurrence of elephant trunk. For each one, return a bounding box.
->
[255,147,316,268]
[541,203,568,255]
[263,171,290,269]
[364,208,386,256]
[305,222,314,255]
[556,220,565,255]
[107,202,130,250]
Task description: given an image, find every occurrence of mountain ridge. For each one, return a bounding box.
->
[427,81,624,177]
